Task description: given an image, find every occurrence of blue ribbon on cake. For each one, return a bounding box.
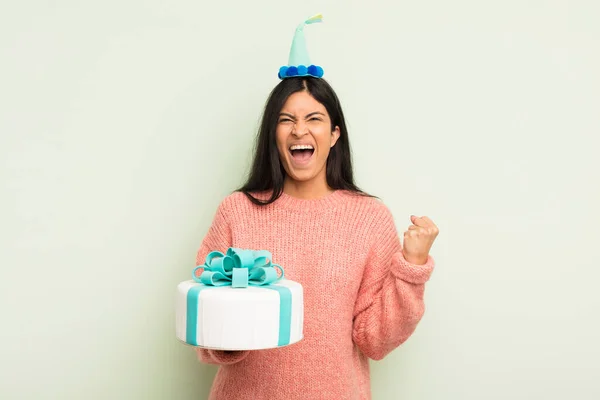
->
[192,248,285,288]
[186,248,292,347]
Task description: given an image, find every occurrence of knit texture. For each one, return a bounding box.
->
[194,190,435,400]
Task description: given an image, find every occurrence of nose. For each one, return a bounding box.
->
[292,122,308,136]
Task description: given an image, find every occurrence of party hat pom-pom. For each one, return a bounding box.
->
[279,66,289,79]
[297,65,308,75]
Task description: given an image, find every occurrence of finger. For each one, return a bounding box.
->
[407,225,436,238]
[419,216,436,228]
[403,229,417,237]
[419,216,439,235]
[412,215,438,231]
[410,215,429,228]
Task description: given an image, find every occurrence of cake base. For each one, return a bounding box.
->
[176,278,304,351]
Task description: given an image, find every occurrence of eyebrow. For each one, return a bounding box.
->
[279,111,325,119]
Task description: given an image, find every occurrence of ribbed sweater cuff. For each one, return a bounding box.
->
[391,252,435,284]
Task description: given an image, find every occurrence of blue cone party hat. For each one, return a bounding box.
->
[278,14,324,79]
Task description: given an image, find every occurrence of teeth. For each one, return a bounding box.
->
[290,144,314,151]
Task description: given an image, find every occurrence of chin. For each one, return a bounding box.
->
[285,166,325,184]
[282,157,327,184]
[287,172,316,182]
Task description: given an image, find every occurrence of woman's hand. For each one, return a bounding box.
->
[402,215,439,265]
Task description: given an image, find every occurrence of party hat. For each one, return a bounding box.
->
[278,14,324,79]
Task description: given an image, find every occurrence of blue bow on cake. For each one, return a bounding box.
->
[193,248,285,288]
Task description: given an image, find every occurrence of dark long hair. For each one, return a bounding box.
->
[238,77,371,205]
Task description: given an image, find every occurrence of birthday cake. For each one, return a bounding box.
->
[175,248,304,350]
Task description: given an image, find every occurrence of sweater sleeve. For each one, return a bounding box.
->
[352,204,435,361]
[193,196,250,366]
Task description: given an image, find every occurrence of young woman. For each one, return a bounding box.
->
[193,76,439,399]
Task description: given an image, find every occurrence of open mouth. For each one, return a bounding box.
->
[289,144,315,163]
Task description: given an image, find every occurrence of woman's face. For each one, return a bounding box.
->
[276,91,340,186]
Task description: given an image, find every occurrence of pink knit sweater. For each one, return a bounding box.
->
[194,190,435,400]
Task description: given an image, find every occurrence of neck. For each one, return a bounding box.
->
[283,176,333,200]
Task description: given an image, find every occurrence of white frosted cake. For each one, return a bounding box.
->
[175,248,304,350]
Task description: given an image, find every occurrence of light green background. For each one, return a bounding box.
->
[1,1,599,399]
